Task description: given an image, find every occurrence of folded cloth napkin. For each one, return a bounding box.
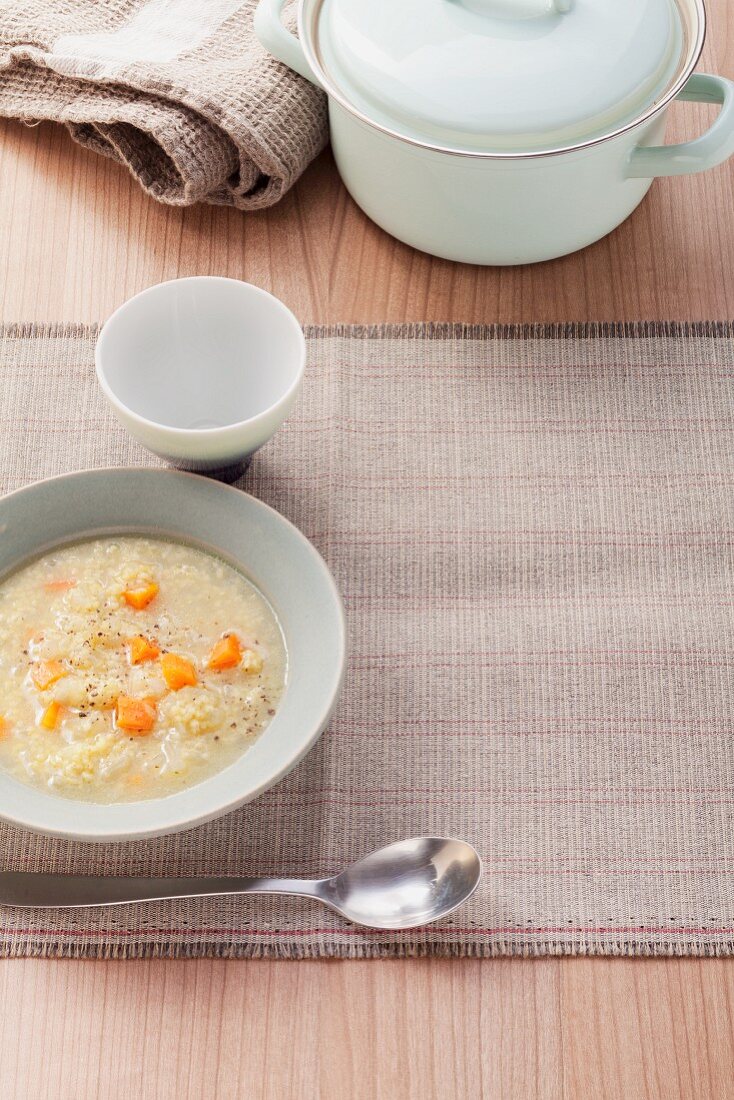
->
[0,0,328,209]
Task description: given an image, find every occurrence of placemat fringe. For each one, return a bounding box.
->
[1,320,734,342]
[303,320,734,340]
[1,939,732,961]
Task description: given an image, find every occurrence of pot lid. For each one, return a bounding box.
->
[314,0,686,152]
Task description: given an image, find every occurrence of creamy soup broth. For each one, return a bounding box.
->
[0,537,286,803]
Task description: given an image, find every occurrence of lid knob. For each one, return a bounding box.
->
[458,0,574,16]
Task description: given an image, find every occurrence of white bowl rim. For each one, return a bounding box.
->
[95,277,307,440]
[0,467,347,841]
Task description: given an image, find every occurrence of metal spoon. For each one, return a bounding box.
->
[0,836,481,930]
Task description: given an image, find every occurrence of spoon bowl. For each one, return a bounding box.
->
[322,836,482,930]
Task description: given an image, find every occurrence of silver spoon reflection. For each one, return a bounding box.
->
[0,836,481,930]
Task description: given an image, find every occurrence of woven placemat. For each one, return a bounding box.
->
[0,321,733,959]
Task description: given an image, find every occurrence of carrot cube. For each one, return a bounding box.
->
[207,633,242,671]
[40,700,64,730]
[160,653,197,691]
[128,635,161,665]
[116,695,157,733]
[122,583,159,610]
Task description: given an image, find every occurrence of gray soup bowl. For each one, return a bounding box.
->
[0,469,346,841]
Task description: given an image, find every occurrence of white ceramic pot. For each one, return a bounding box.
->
[255,0,734,266]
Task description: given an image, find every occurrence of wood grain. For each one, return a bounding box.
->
[0,958,732,1099]
[1,0,734,1095]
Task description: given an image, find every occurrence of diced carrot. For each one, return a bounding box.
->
[207,633,242,671]
[43,579,77,592]
[116,695,157,734]
[31,659,68,691]
[40,700,64,730]
[128,635,161,665]
[122,582,159,610]
[160,653,197,691]
[0,716,7,738]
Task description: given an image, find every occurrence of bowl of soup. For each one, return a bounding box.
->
[0,469,345,840]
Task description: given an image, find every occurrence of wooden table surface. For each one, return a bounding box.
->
[1,11,734,1095]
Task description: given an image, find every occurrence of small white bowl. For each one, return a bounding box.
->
[96,278,306,472]
[0,468,346,841]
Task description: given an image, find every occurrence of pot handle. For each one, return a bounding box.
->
[254,0,319,85]
[627,73,734,178]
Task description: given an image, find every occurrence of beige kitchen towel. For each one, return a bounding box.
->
[0,322,733,959]
[0,0,327,208]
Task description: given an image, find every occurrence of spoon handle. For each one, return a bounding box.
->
[0,871,325,909]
